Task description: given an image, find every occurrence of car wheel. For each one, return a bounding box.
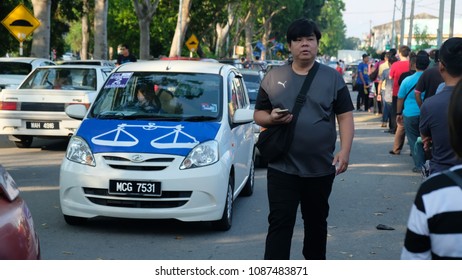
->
[212,175,233,231]
[241,156,254,197]
[13,136,33,148]
[63,215,88,226]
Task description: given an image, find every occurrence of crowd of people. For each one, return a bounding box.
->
[350,38,462,259]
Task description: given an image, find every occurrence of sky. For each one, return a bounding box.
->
[343,0,462,38]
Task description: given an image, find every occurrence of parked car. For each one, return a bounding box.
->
[61,52,78,61]
[59,60,255,231]
[239,69,266,166]
[0,57,55,90]
[60,59,116,68]
[343,61,359,84]
[218,58,244,69]
[0,165,40,259]
[0,65,114,148]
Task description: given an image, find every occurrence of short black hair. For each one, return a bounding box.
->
[439,37,462,77]
[286,18,321,44]
[415,50,430,71]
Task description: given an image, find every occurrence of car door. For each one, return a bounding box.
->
[227,71,254,191]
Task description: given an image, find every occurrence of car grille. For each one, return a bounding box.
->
[83,188,192,208]
[21,102,65,112]
[102,155,175,171]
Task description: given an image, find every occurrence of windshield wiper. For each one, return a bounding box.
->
[182,116,217,122]
[95,112,127,119]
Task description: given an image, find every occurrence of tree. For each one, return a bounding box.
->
[256,1,286,61]
[413,25,431,50]
[81,0,90,59]
[169,0,192,57]
[93,0,108,59]
[316,0,345,56]
[31,0,52,58]
[214,3,237,58]
[133,0,161,60]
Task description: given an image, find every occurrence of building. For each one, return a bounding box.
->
[371,13,462,51]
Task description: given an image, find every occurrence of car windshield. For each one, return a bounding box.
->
[89,72,222,121]
[0,62,32,75]
[20,67,98,90]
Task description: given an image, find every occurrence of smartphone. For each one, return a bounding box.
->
[276,108,289,114]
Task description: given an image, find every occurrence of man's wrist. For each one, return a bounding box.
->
[396,112,402,115]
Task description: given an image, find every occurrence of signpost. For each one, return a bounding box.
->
[1,4,41,55]
[185,34,199,57]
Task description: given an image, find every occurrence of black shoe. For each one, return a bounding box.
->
[389,150,400,155]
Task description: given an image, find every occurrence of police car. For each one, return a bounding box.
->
[59,60,255,230]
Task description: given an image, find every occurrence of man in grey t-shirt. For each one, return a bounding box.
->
[254,19,354,260]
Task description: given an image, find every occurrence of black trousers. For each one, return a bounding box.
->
[390,96,398,132]
[264,168,335,260]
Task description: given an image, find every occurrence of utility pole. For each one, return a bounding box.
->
[400,0,406,47]
[449,0,455,37]
[392,0,397,48]
[437,0,444,47]
[407,0,415,47]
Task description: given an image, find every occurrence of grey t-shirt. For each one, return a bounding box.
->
[255,63,354,177]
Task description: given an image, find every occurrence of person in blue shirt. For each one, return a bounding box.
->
[396,51,430,172]
[355,53,371,111]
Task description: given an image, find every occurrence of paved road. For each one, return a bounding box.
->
[0,88,423,259]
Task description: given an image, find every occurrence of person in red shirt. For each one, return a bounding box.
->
[388,45,410,134]
[335,61,343,75]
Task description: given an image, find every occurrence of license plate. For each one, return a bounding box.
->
[109,180,161,196]
[26,121,59,129]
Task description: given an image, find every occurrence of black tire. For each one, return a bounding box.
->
[13,135,33,148]
[241,157,254,197]
[212,176,234,231]
[63,215,88,226]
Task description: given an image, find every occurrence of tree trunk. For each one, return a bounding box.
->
[169,0,192,57]
[81,0,90,60]
[260,6,286,61]
[31,0,51,58]
[93,0,108,59]
[133,0,160,60]
[215,3,235,58]
[244,16,254,61]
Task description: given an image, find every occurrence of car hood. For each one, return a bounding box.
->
[76,119,221,156]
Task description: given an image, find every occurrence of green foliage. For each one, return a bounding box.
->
[342,37,361,50]
[316,0,346,56]
[0,0,355,60]
[413,25,432,50]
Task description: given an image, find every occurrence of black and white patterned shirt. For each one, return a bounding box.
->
[401,165,462,259]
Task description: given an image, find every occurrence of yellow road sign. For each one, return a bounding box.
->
[1,4,41,42]
[185,34,199,52]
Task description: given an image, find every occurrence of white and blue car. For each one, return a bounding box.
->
[59,60,255,230]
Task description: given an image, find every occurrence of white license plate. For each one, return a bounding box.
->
[109,180,161,196]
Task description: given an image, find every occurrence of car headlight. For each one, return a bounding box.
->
[180,140,219,170]
[65,136,96,166]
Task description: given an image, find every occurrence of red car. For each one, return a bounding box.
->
[0,165,40,259]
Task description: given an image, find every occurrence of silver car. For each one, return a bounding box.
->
[0,57,55,90]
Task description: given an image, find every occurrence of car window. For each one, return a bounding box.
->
[90,72,222,120]
[20,68,98,90]
[0,62,32,75]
